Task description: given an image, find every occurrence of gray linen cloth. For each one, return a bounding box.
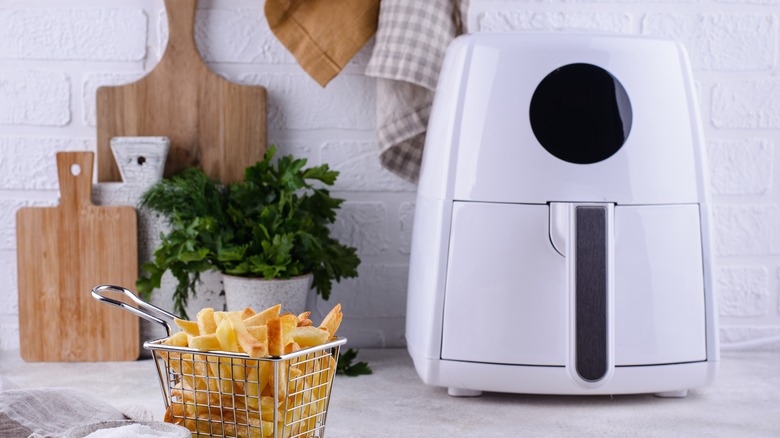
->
[0,388,151,438]
[366,0,469,183]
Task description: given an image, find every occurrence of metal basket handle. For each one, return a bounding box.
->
[91,284,177,336]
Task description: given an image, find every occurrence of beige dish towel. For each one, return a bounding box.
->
[265,0,380,87]
[366,0,469,183]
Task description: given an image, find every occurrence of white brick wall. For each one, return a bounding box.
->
[480,11,633,33]
[708,139,773,195]
[717,266,770,317]
[712,80,780,128]
[236,73,376,131]
[0,71,71,126]
[713,205,780,256]
[0,0,777,352]
[0,9,147,61]
[642,14,776,71]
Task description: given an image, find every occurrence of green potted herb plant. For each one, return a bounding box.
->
[136,146,360,319]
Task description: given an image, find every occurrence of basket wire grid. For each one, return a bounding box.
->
[91,284,345,438]
[149,340,344,438]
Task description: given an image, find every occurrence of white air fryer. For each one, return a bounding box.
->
[406,33,718,397]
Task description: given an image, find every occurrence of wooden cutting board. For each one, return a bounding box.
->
[96,0,267,183]
[17,152,139,362]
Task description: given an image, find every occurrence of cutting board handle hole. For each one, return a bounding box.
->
[137,156,146,166]
[70,164,82,176]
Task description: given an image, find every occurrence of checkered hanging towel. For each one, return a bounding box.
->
[366,0,469,183]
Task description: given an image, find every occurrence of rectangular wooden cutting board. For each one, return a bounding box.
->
[96,0,267,183]
[16,152,139,362]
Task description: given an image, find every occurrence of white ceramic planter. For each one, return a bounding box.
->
[223,274,313,315]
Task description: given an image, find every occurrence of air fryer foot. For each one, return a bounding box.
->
[448,387,483,397]
[654,389,688,398]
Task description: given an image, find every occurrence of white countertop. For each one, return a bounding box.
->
[1,349,779,437]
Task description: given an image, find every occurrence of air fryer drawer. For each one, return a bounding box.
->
[614,204,707,365]
[440,202,707,368]
[441,202,567,366]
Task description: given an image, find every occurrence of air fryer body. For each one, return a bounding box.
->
[406,33,718,396]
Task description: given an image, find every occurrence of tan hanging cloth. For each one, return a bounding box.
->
[265,0,380,87]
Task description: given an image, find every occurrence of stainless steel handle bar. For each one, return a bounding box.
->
[91,284,177,336]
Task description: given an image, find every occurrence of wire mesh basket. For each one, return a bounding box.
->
[92,285,346,438]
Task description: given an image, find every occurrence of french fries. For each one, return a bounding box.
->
[266,317,284,357]
[319,303,342,338]
[188,333,221,351]
[173,318,200,336]
[292,326,330,348]
[215,318,240,352]
[297,311,313,327]
[244,304,281,327]
[161,303,343,437]
[228,313,267,358]
[196,307,217,335]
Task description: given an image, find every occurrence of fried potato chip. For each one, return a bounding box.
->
[240,307,256,319]
[319,303,342,337]
[245,363,266,410]
[266,317,283,357]
[215,318,239,352]
[246,325,268,345]
[297,311,313,327]
[188,333,221,351]
[213,311,228,326]
[271,362,288,400]
[163,331,189,347]
[292,326,331,348]
[174,318,200,336]
[284,342,301,355]
[280,314,298,347]
[196,307,217,335]
[259,396,280,422]
[228,313,267,358]
[243,304,281,327]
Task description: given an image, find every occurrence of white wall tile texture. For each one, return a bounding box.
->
[712,80,780,129]
[0,71,71,126]
[0,9,147,61]
[0,0,778,351]
[479,11,633,33]
[642,14,776,71]
[708,139,774,195]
